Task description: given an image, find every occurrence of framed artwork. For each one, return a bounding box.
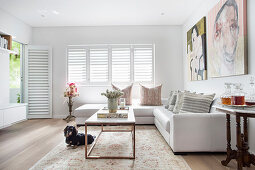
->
[187,17,207,81]
[208,0,247,78]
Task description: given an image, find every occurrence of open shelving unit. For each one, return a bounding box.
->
[0,47,18,55]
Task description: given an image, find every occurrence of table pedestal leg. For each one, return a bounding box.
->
[236,115,243,170]
[222,114,237,166]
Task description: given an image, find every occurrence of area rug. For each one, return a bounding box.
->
[30,125,191,170]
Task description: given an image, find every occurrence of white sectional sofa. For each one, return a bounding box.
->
[74,99,227,154]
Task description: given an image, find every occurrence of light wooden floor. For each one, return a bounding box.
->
[0,119,254,170]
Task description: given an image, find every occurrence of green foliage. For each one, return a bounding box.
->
[17,93,21,103]
[10,41,21,88]
[101,89,123,99]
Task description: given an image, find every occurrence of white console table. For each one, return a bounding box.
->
[0,103,27,129]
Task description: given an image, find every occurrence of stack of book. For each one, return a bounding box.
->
[97,109,129,118]
[0,36,8,49]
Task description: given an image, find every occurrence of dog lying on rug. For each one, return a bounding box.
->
[64,125,95,148]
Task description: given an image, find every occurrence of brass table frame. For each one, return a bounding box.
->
[85,122,135,159]
[216,107,255,170]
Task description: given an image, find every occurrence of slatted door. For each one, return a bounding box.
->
[25,45,52,118]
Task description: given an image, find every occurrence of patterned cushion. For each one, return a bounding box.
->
[112,83,133,105]
[180,93,215,113]
[140,84,162,106]
[173,91,185,113]
[168,91,178,111]
[173,91,195,114]
[165,91,174,109]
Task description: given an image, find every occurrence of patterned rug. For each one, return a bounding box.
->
[30,125,191,170]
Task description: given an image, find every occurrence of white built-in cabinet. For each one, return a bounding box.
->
[0,104,27,129]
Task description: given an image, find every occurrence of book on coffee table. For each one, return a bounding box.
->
[97,109,129,118]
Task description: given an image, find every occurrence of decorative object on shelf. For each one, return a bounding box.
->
[119,98,126,109]
[97,109,128,118]
[101,89,123,113]
[64,83,79,122]
[245,76,255,106]
[112,83,133,105]
[231,83,245,105]
[0,34,12,50]
[208,0,248,78]
[220,80,255,108]
[221,83,232,105]
[187,17,207,81]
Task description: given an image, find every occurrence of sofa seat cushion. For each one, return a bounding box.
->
[153,108,172,133]
[133,105,165,117]
[74,104,105,117]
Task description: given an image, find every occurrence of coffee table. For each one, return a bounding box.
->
[85,107,135,159]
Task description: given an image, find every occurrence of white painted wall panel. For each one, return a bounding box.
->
[182,0,255,153]
[31,26,184,118]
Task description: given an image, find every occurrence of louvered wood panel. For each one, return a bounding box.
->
[112,48,131,82]
[90,48,108,82]
[67,48,86,83]
[25,46,52,118]
[134,46,153,82]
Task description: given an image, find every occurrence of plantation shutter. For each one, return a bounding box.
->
[25,45,52,118]
[112,48,131,82]
[89,48,108,82]
[134,46,153,82]
[67,48,86,83]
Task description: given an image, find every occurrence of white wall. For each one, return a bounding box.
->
[0,9,31,107]
[0,51,10,106]
[182,0,255,153]
[0,9,32,44]
[31,26,183,118]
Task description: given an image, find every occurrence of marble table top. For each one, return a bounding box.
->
[85,107,135,124]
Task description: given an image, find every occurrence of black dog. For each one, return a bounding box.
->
[64,126,94,147]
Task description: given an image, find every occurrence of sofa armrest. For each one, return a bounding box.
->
[169,113,226,152]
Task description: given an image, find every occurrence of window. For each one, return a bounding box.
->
[67,48,86,83]
[90,48,108,82]
[112,47,130,82]
[10,41,23,103]
[67,44,154,85]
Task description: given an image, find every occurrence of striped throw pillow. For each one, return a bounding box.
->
[167,91,178,111]
[180,93,215,113]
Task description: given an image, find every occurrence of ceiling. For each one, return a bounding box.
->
[0,0,204,27]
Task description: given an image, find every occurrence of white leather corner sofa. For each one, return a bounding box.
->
[74,99,227,154]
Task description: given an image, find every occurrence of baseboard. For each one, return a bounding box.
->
[53,114,67,119]
[0,119,27,129]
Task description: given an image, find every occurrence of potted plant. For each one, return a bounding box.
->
[101,89,123,113]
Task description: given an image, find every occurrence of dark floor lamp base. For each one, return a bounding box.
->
[63,115,76,122]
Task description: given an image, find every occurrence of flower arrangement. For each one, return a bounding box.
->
[101,89,123,113]
[64,83,79,97]
[101,89,123,99]
[63,83,79,122]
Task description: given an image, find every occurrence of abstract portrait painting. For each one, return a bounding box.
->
[187,17,207,81]
[208,0,247,77]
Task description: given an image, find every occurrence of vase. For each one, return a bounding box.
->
[108,98,118,113]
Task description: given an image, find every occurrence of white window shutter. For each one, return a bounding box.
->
[90,48,108,82]
[25,45,52,118]
[112,48,131,82]
[67,48,86,83]
[134,46,153,82]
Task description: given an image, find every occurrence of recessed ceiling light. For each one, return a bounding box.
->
[38,10,48,18]
[52,10,59,15]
